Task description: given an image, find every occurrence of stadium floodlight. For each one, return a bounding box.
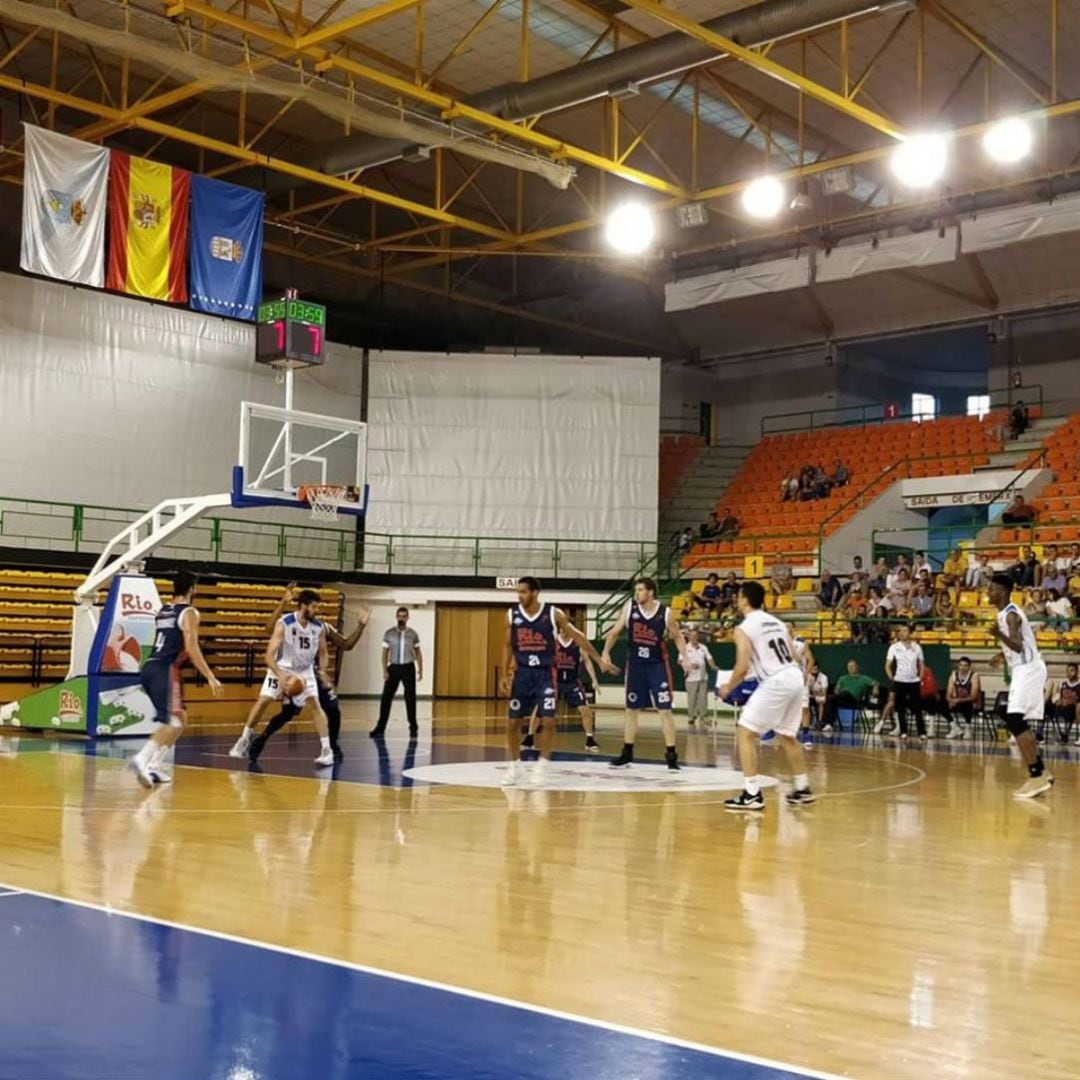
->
[741,175,785,219]
[604,201,655,255]
[890,132,949,189]
[982,116,1033,164]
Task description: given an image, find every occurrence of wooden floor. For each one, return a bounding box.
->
[1,702,1078,1080]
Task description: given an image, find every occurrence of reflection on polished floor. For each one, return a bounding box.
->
[0,700,1078,1080]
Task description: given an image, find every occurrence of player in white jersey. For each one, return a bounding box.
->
[793,635,816,748]
[263,589,335,767]
[717,581,815,811]
[988,574,1054,798]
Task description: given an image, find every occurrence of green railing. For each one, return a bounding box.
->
[0,495,654,580]
[761,384,1044,436]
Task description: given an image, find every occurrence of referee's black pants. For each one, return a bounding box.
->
[375,662,417,733]
[894,680,925,737]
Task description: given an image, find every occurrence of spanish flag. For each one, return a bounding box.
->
[107,152,189,302]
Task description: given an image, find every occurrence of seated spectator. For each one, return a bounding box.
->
[716,506,740,540]
[866,586,894,642]
[1042,562,1067,596]
[912,550,930,578]
[909,583,934,627]
[812,465,832,500]
[818,570,843,611]
[888,567,913,612]
[1053,663,1080,744]
[820,659,877,732]
[941,547,966,588]
[934,586,956,625]
[693,572,722,616]
[851,554,864,575]
[832,459,849,488]
[780,470,799,502]
[886,555,910,591]
[808,664,829,727]
[676,526,693,554]
[868,558,889,592]
[1002,492,1037,525]
[1024,588,1047,620]
[1011,546,1041,588]
[1043,544,1065,576]
[965,552,992,589]
[719,571,740,612]
[846,570,867,597]
[770,562,794,596]
[944,656,980,739]
[798,467,816,501]
[1008,399,1029,440]
[699,511,720,540]
[1068,542,1080,576]
[1046,588,1072,633]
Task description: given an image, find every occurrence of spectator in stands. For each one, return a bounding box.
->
[1008,399,1029,440]
[910,582,934,628]
[1042,559,1068,597]
[867,586,894,642]
[833,459,849,488]
[886,555,910,591]
[965,552,992,589]
[699,511,720,540]
[1046,588,1072,634]
[1024,588,1047,620]
[869,558,889,592]
[889,566,913,612]
[941,548,966,590]
[780,469,799,502]
[808,663,829,728]
[720,571,740,613]
[1011,545,1042,588]
[716,506,740,540]
[677,526,693,555]
[1068,543,1080,576]
[1043,544,1066,576]
[770,562,794,596]
[821,659,878,733]
[693,572,722,616]
[1002,492,1037,525]
[934,586,956,626]
[812,465,832,500]
[851,554,864,575]
[912,550,930,578]
[798,467,816,501]
[1053,663,1080,744]
[944,656,980,739]
[818,570,843,611]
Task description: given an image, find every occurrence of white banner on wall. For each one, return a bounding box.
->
[366,351,660,541]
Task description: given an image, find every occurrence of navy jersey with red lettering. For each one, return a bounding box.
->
[555,637,582,685]
[510,603,557,668]
[627,600,667,664]
[149,603,191,666]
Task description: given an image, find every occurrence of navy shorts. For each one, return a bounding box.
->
[557,681,587,709]
[509,666,557,720]
[625,659,673,711]
[140,660,183,723]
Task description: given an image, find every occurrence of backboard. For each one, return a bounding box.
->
[232,400,368,516]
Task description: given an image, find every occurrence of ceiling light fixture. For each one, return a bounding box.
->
[982,116,1034,164]
[741,175,785,219]
[890,132,949,188]
[604,201,655,255]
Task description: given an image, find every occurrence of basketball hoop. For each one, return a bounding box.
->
[298,484,348,523]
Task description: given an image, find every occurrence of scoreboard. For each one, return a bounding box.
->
[256,297,327,368]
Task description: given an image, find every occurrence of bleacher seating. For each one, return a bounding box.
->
[685,414,1005,571]
[659,434,705,506]
[0,570,345,704]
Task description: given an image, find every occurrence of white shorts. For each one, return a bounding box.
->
[739,666,805,737]
[1007,659,1047,721]
[259,668,319,707]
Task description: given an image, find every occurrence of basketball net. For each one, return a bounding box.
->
[299,484,347,523]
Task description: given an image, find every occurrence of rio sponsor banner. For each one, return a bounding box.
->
[95,679,157,736]
[91,575,162,675]
[3,678,90,733]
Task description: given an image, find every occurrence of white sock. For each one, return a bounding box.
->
[134,740,155,766]
[794,773,809,790]
[320,736,331,752]
[243,724,255,736]
[745,775,761,796]
[150,744,169,770]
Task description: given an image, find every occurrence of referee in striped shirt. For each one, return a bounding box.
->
[370,606,422,738]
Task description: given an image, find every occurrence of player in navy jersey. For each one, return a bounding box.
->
[522,631,601,753]
[500,576,615,786]
[601,577,689,770]
[130,570,222,789]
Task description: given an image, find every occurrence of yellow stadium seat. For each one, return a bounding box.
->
[958,591,978,609]
[796,578,814,593]
[775,594,794,611]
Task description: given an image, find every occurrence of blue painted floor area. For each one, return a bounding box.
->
[0,891,811,1080]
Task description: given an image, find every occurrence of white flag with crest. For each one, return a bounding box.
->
[21,124,109,286]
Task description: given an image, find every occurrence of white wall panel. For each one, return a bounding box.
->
[366,351,659,540]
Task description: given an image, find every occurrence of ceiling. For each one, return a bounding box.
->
[0,0,1079,356]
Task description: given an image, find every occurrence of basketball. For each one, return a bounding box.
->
[282,673,305,698]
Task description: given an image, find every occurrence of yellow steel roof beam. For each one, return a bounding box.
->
[616,0,905,141]
[292,0,420,51]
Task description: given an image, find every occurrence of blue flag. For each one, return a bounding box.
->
[189,175,264,321]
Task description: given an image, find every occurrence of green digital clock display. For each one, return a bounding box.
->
[255,296,328,368]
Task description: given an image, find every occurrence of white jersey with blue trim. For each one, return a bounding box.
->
[996,602,1039,672]
[277,613,324,673]
[739,609,798,682]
